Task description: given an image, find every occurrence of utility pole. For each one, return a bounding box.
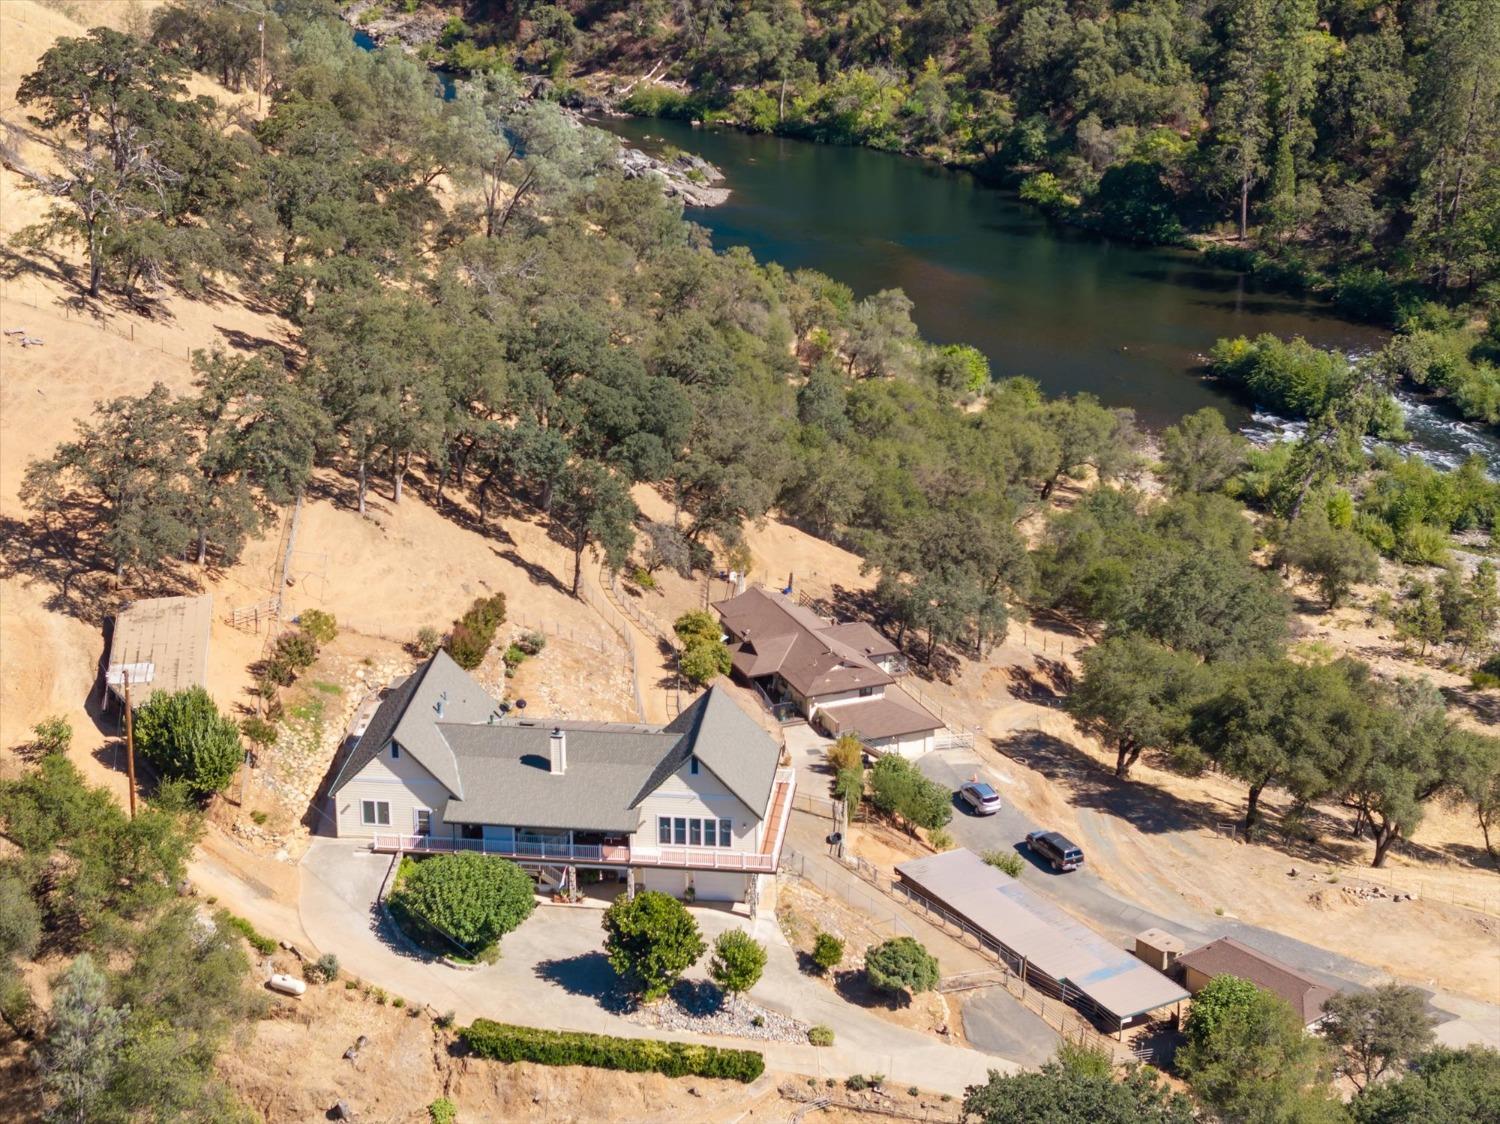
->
[257,17,265,115]
[122,669,138,819]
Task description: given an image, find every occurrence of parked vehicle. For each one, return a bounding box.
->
[1025,830,1084,872]
[958,781,1002,816]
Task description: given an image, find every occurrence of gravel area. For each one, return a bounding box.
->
[627,980,811,1044]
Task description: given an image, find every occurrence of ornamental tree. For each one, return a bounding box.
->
[133,686,243,799]
[708,929,767,1000]
[601,890,705,1001]
[1178,974,1338,1122]
[963,1043,1196,1124]
[864,937,939,1002]
[392,853,536,952]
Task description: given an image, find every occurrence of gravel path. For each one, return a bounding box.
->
[628,981,811,1044]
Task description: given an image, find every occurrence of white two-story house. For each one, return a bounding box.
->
[714,586,942,758]
[327,651,793,903]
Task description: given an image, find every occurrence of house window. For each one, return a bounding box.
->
[459,824,482,840]
[719,818,733,846]
[414,809,431,836]
[673,817,687,846]
[689,755,700,775]
[858,686,876,698]
[689,819,702,846]
[658,817,672,845]
[392,743,400,759]
[360,800,390,827]
[702,819,717,847]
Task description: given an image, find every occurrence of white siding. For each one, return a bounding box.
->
[810,685,887,711]
[333,741,452,840]
[629,757,763,853]
[868,730,936,760]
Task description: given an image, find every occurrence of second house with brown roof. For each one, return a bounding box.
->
[713,585,944,758]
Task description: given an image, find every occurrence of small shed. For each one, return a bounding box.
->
[103,594,213,712]
[1134,928,1187,973]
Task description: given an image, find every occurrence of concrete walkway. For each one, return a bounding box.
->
[297,840,1019,1096]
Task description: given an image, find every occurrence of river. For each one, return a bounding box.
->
[346,24,1496,471]
[601,115,1498,473]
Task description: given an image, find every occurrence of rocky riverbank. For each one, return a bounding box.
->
[618,146,729,208]
[342,4,729,207]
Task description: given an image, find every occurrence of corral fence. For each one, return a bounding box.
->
[841,857,1143,1062]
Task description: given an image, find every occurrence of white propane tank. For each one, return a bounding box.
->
[268,973,307,997]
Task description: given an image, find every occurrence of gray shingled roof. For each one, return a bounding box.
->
[330,650,500,797]
[644,685,781,815]
[440,722,679,832]
[334,656,782,833]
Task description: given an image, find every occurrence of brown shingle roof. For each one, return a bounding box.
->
[713,587,896,699]
[1178,937,1336,1024]
[818,690,941,739]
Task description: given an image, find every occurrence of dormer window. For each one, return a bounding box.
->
[689,755,700,775]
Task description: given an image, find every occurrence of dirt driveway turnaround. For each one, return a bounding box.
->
[297,841,1022,1095]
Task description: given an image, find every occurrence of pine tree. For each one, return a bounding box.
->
[38,954,126,1124]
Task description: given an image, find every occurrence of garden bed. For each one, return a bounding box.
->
[626,980,810,1044]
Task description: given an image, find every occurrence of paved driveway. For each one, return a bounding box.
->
[297,840,1023,1094]
[917,747,1500,1049]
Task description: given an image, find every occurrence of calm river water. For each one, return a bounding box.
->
[603,115,1497,472]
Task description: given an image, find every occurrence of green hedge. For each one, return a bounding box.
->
[461,1019,764,1083]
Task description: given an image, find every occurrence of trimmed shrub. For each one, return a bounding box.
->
[811,931,844,973]
[807,1024,835,1047]
[865,937,939,999]
[298,610,338,645]
[461,1020,764,1082]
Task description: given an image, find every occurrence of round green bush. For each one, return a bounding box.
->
[864,937,940,999]
[133,686,243,798]
[392,853,536,952]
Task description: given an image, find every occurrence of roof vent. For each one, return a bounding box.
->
[549,727,566,776]
[434,690,448,719]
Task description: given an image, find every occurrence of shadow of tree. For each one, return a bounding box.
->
[498,547,570,597]
[832,968,907,1010]
[0,511,201,626]
[533,951,635,1014]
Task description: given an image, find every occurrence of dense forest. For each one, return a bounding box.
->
[10,0,1497,862]
[418,1,1500,321]
[5,4,1500,1118]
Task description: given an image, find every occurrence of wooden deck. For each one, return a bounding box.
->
[370,770,796,875]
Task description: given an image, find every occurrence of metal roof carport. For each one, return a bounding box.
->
[895,849,1188,1036]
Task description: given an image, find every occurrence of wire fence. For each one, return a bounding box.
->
[779,848,915,941]
[1,280,205,364]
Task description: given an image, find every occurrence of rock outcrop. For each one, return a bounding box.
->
[618,147,730,208]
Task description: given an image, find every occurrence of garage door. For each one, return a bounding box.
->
[691,871,747,902]
[639,868,684,896]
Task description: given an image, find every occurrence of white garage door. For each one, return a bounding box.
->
[639,868,685,896]
[691,871,747,902]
